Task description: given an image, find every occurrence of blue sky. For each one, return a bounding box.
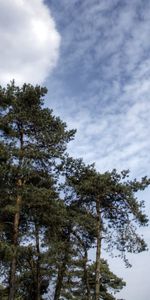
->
[0,0,150,299]
[45,0,150,178]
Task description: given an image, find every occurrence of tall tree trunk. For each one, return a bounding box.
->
[8,126,24,300]
[8,180,22,300]
[54,230,71,300]
[53,257,67,300]
[83,246,91,300]
[35,223,41,300]
[74,231,91,300]
[95,199,102,300]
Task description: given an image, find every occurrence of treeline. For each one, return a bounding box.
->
[0,82,149,300]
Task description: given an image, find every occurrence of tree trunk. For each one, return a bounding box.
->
[35,223,41,300]
[54,230,71,300]
[9,126,24,300]
[95,200,102,300]
[83,247,91,300]
[8,180,22,300]
[54,260,67,300]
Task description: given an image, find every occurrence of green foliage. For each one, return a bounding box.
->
[0,81,75,298]
[0,82,149,300]
[86,260,126,300]
[64,161,150,260]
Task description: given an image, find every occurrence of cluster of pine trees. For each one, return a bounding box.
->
[0,82,149,300]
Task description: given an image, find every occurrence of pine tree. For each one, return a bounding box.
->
[0,82,149,300]
[84,259,125,300]
[64,159,150,300]
[0,81,75,300]
[50,204,125,300]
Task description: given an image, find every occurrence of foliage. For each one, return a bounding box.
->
[0,82,149,300]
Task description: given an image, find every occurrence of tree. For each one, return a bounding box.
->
[85,260,125,300]
[0,81,75,300]
[51,202,96,300]
[0,82,149,300]
[64,160,150,300]
[51,202,125,300]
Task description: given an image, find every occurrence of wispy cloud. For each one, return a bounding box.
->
[47,0,150,178]
[47,2,150,299]
[0,0,61,85]
[1,1,149,299]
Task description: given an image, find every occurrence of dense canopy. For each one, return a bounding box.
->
[0,82,149,300]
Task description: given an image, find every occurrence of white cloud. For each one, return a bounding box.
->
[0,0,61,85]
[47,0,150,179]
[45,2,150,300]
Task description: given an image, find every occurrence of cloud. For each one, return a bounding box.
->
[0,0,61,85]
[47,0,150,179]
[45,3,150,300]
[1,1,150,299]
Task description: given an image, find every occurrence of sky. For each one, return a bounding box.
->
[0,0,150,299]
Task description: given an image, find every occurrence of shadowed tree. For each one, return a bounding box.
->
[0,82,149,300]
[64,159,150,300]
[0,81,75,300]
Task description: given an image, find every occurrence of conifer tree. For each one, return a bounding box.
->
[52,203,96,300]
[64,160,150,300]
[0,82,149,300]
[50,202,125,300]
[0,81,75,300]
[59,257,125,300]
[83,259,125,300]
